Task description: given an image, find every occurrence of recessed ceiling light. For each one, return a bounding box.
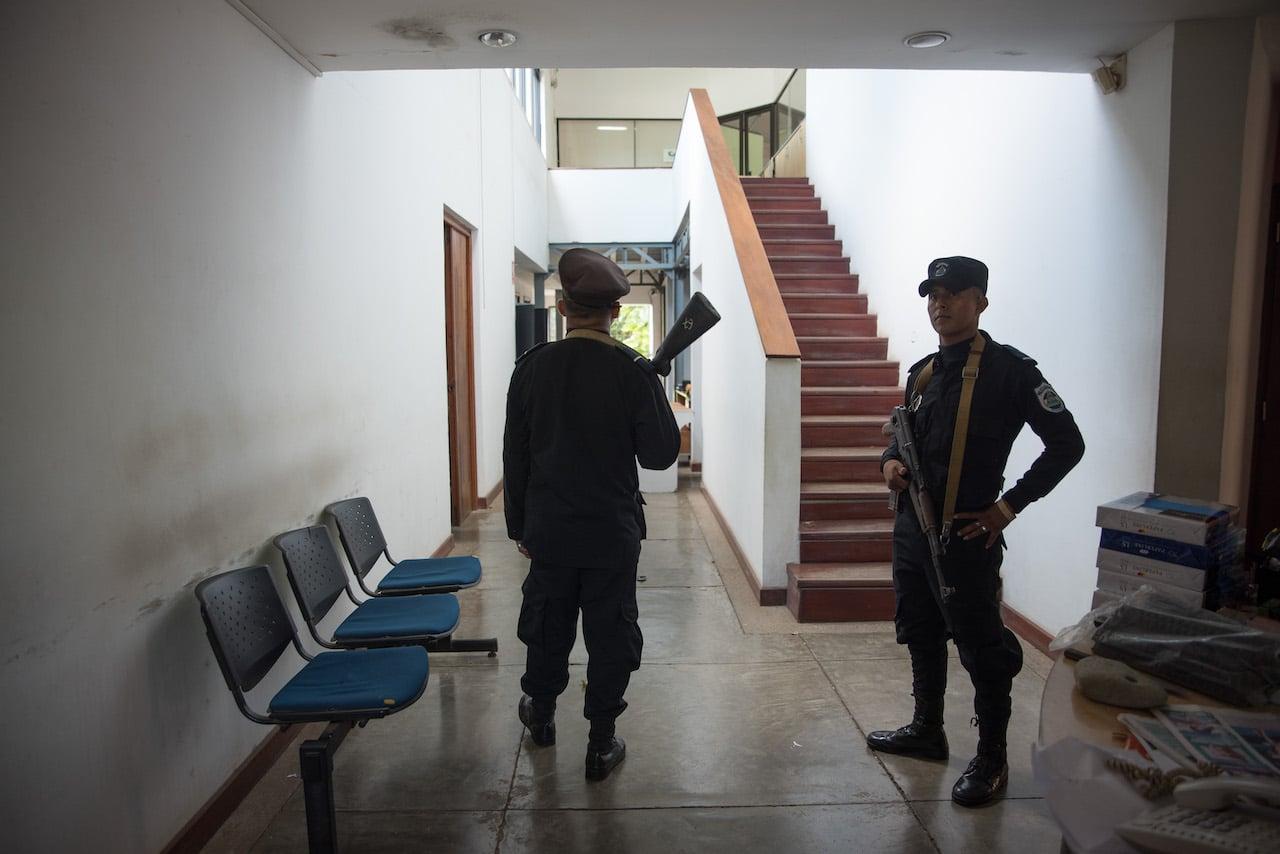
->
[904,31,950,49]
[478,30,517,48]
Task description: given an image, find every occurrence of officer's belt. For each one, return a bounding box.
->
[910,332,986,543]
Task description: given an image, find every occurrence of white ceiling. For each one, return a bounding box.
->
[238,0,1280,74]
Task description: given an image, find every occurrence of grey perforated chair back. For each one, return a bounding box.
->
[325,497,389,577]
[273,526,351,625]
[195,565,294,699]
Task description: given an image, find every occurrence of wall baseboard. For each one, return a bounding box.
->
[699,485,786,606]
[431,533,456,558]
[478,479,504,509]
[1001,602,1054,656]
[161,723,303,854]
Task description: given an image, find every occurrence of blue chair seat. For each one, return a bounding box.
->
[269,647,429,716]
[333,594,460,641]
[377,555,482,592]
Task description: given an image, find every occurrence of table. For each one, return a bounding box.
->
[636,401,693,493]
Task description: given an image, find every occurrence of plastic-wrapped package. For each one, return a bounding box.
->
[1075,588,1280,706]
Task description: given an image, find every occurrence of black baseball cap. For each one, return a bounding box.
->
[918,256,988,297]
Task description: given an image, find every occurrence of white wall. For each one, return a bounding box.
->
[0,2,545,851]
[548,169,678,243]
[672,96,801,591]
[805,28,1175,632]
[553,68,794,119]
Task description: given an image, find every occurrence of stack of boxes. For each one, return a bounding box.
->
[1093,492,1244,611]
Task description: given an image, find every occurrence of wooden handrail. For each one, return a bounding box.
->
[690,89,801,360]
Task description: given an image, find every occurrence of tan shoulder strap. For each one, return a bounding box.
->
[941,333,985,541]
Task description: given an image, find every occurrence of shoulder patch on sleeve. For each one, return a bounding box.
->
[1034,381,1066,413]
[1001,344,1038,365]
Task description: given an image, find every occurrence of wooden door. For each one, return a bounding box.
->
[444,216,477,526]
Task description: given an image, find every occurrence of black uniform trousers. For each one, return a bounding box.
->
[517,558,644,739]
[892,502,1023,737]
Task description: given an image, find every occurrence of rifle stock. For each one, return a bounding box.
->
[888,405,955,606]
[651,292,721,377]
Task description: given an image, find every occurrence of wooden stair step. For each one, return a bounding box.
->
[788,562,893,588]
[791,313,877,337]
[740,176,811,184]
[743,184,815,197]
[801,445,885,460]
[752,210,829,224]
[763,240,842,256]
[800,518,894,540]
[800,480,887,496]
[801,414,891,447]
[748,197,822,211]
[771,257,851,274]
[757,225,835,240]
[775,274,859,294]
[801,385,900,416]
[797,336,888,360]
[783,293,868,314]
[801,359,899,387]
[786,562,896,622]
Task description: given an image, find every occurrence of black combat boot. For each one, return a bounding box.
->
[951,715,1009,807]
[518,695,556,747]
[866,644,949,760]
[585,736,626,781]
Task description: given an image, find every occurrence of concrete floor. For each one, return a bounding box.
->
[206,476,1060,853]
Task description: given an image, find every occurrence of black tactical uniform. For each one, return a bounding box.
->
[872,257,1085,806]
[503,248,680,778]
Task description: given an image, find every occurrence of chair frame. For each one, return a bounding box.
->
[325,496,476,597]
[196,565,429,854]
[273,525,461,652]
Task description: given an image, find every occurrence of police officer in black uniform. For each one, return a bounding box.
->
[869,256,1085,806]
[503,248,681,781]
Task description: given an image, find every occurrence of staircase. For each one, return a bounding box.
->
[742,176,900,622]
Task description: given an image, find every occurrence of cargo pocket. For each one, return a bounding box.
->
[517,593,547,649]
[620,601,643,671]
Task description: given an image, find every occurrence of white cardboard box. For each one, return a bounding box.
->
[1095,569,1205,608]
[1095,492,1235,545]
[1095,548,1207,592]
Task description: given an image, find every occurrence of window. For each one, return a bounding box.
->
[610,305,653,357]
[505,68,543,146]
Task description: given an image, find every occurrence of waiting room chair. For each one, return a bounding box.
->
[274,525,461,651]
[325,496,482,596]
[195,565,430,853]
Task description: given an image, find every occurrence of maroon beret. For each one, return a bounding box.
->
[558,248,630,308]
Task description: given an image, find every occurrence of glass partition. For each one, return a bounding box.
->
[558,119,681,168]
[776,69,806,151]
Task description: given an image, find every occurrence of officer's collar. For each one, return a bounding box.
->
[937,331,983,365]
[565,328,618,347]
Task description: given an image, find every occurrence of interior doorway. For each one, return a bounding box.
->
[444,212,478,527]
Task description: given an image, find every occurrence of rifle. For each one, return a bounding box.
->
[887,405,955,605]
[650,292,721,377]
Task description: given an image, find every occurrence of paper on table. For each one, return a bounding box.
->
[1209,708,1280,775]
[1118,714,1198,771]
[1154,705,1279,778]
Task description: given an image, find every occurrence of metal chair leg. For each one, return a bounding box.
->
[300,721,353,854]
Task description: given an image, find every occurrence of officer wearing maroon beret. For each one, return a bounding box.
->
[869,256,1085,806]
[503,248,680,781]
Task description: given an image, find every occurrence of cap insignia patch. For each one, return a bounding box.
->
[1034,382,1065,413]
[933,261,949,277]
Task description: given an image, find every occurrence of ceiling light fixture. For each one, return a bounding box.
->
[596,125,629,131]
[904,31,950,49]
[478,30,517,48]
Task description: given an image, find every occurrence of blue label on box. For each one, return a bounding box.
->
[1098,529,1232,570]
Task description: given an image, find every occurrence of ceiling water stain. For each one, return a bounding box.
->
[380,16,458,49]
